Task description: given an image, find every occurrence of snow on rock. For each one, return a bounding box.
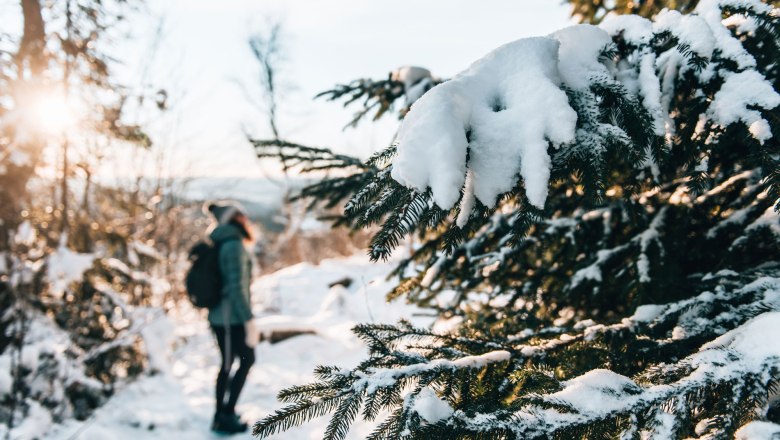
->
[708,70,780,144]
[391,32,579,210]
[412,388,454,424]
[47,245,95,296]
[736,421,780,440]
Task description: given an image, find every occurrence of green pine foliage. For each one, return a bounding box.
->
[252,2,780,438]
[316,67,441,128]
[569,0,701,24]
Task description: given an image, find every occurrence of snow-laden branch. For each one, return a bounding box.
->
[390,0,779,214]
[454,310,780,438]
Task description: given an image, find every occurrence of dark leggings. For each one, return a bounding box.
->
[212,324,255,414]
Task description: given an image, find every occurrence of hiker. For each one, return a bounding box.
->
[205,201,258,434]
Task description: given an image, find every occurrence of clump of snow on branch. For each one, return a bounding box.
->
[352,350,511,394]
[390,66,436,107]
[391,0,778,213]
[411,388,454,424]
[452,299,780,437]
[653,9,715,59]
[599,14,653,45]
[547,369,641,414]
[708,71,779,144]
[694,0,768,68]
[551,25,613,91]
[391,33,579,210]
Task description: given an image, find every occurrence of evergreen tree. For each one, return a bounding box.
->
[569,0,701,24]
[252,0,780,438]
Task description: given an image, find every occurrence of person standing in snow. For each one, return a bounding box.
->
[205,202,258,434]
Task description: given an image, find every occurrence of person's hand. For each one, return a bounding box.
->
[245,320,260,347]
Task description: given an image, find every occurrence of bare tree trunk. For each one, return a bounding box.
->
[17,0,46,77]
[59,0,73,236]
[82,168,91,214]
[60,138,69,235]
[0,0,47,250]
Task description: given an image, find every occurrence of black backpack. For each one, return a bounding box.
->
[186,240,227,309]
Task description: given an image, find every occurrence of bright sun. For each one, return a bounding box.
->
[28,89,78,136]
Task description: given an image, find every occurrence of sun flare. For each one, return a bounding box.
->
[27,89,78,136]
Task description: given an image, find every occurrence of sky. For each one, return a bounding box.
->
[111,0,575,178]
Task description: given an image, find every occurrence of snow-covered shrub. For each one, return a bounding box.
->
[0,0,186,436]
[253,0,780,438]
[1,206,187,436]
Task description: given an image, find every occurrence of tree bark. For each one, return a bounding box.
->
[17,0,46,78]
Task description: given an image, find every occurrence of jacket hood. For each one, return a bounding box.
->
[209,223,245,243]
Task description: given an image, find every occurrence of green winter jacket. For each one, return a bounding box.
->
[207,224,253,326]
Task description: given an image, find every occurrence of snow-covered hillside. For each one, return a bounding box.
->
[42,254,429,440]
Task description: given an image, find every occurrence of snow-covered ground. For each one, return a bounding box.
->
[46,254,430,440]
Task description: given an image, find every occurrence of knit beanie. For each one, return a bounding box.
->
[205,201,247,225]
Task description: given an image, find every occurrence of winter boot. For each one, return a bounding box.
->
[211,412,248,435]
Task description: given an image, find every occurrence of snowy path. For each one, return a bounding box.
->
[47,255,430,440]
